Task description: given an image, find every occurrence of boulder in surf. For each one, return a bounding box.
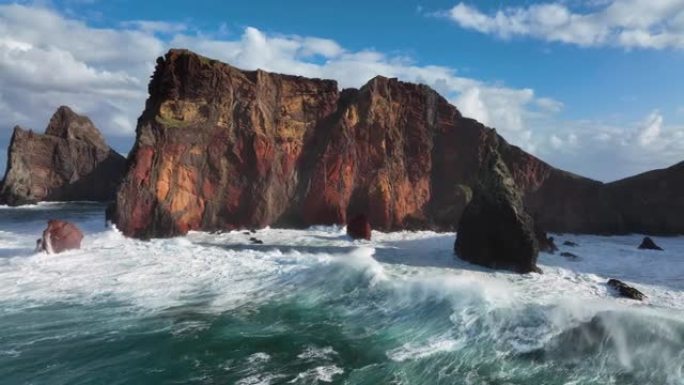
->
[38,219,83,254]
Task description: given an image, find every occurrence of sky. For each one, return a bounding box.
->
[0,0,683,181]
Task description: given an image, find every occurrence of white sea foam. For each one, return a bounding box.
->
[297,346,338,361]
[387,334,462,362]
[1,208,683,384]
[289,365,343,383]
[1,221,683,315]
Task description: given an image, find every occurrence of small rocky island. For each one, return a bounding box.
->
[0,106,126,205]
[454,132,540,273]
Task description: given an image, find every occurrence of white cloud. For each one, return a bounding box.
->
[444,1,684,49]
[536,111,684,180]
[536,97,564,113]
[635,110,663,146]
[120,20,188,35]
[0,3,165,139]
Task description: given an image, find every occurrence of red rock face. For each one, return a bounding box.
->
[347,214,372,240]
[40,219,84,254]
[0,106,127,205]
[111,50,684,238]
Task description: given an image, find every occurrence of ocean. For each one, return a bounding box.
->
[0,203,682,384]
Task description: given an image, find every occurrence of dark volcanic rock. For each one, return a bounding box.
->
[38,219,84,254]
[524,160,684,235]
[0,106,126,205]
[110,49,684,238]
[454,133,539,273]
[347,214,372,240]
[535,224,558,254]
[607,279,645,300]
[638,236,663,251]
[560,251,580,260]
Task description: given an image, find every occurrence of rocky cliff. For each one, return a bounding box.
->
[111,49,684,238]
[455,132,540,273]
[0,106,127,205]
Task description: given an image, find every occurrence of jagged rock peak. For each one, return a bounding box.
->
[0,106,126,206]
[44,106,108,150]
[454,131,540,273]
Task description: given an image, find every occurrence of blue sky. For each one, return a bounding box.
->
[1,0,683,181]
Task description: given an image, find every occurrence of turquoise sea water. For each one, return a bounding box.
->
[0,203,683,384]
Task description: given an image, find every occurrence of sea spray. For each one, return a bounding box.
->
[1,203,683,384]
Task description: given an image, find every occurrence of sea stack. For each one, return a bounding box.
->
[638,237,664,251]
[0,106,127,205]
[454,132,540,274]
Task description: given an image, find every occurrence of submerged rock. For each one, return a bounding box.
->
[562,241,579,247]
[0,106,126,206]
[454,133,539,274]
[38,219,83,254]
[638,236,663,251]
[560,251,580,260]
[535,225,558,254]
[347,214,372,240]
[607,279,645,300]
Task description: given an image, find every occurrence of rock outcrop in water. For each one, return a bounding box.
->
[0,106,126,206]
[38,219,84,254]
[535,224,558,254]
[347,214,372,240]
[638,237,663,251]
[607,279,645,300]
[110,49,684,238]
[454,133,540,273]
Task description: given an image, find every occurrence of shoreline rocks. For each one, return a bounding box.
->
[560,251,580,260]
[607,279,645,300]
[638,237,663,251]
[38,219,83,254]
[347,214,372,240]
[454,133,540,274]
[535,225,558,254]
[0,106,126,206]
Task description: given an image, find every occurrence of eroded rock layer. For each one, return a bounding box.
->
[111,49,684,238]
[0,106,126,205]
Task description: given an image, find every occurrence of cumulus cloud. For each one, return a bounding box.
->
[536,110,684,180]
[0,3,164,140]
[444,1,684,49]
[635,110,663,146]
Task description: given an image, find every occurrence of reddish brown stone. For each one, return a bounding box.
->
[347,214,372,240]
[39,219,84,254]
[109,50,684,239]
[0,106,126,206]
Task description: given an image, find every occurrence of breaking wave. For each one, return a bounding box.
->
[0,203,683,384]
